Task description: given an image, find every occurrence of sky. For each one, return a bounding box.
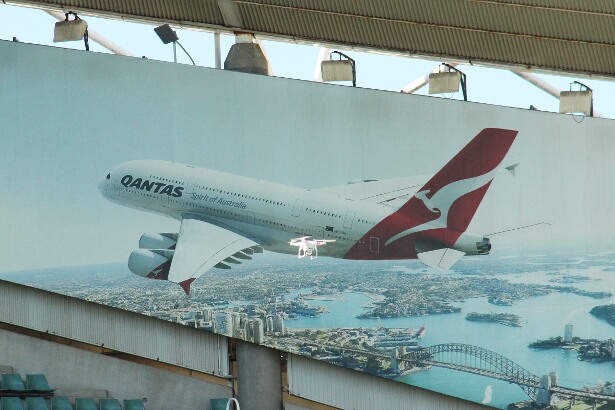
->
[2,3,615,118]
[1,3,615,273]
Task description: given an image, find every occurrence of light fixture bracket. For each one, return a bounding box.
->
[429,63,467,101]
[53,11,89,50]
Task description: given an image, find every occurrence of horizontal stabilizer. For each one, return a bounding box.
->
[417,248,465,270]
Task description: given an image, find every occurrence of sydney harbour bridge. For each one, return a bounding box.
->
[398,343,615,407]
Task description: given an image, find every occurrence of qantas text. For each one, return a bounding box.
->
[121,175,184,197]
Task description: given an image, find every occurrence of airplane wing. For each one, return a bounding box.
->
[314,162,519,205]
[313,175,427,204]
[168,214,261,294]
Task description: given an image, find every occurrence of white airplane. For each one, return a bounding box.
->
[98,128,517,294]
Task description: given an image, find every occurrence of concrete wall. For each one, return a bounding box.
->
[0,280,228,376]
[0,329,232,410]
[236,341,283,410]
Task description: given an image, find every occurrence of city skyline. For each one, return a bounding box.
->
[2,250,613,408]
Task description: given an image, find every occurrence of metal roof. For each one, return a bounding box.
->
[8,0,615,78]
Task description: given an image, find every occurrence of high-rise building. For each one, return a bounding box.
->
[253,318,265,344]
[231,312,241,330]
[225,312,234,337]
[202,308,213,321]
[247,320,254,342]
[266,316,274,333]
[242,319,250,341]
[273,314,285,333]
[564,324,573,342]
[214,311,233,336]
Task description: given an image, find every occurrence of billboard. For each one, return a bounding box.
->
[1,40,614,409]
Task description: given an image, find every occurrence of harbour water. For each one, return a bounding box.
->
[2,253,613,409]
[286,274,615,409]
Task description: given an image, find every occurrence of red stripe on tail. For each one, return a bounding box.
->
[344,128,517,260]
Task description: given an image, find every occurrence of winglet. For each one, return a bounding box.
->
[505,163,519,177]
[179,278,196,295]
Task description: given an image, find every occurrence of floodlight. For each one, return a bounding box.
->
[53,12,89,50]
[429,63,467,101]
[321,51,356,87]
[154,24,195,65]
[154,24,178,45]
[559,81,593,116]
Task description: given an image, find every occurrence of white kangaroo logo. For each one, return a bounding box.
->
[385,167,499,246]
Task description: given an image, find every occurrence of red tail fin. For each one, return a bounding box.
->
[344,128,517,260]
[396,128,517,234]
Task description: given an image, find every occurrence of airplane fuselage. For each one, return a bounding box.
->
[100,160,395,259]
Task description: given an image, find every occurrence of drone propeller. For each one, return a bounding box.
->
[289,236,313,245]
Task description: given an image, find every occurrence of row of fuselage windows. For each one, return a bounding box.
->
[123,186,358,242]
[145,178,355,225]
[304,208,376,226]
[193,184,288,207]
[133,177,374,231]
[305,208,342,219]
[149,175,183,185]
[358,218,376,226]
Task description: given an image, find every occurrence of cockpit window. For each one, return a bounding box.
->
[106,173,110,180]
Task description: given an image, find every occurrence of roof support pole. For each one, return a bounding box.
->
[214,32,222,69]
[510,71,560,99]
[400,64,459,94]
[312,47,330,82]
[255,38,274,76]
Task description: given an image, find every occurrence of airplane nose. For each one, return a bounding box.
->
[98,179,106,194]
[98,174,110,194]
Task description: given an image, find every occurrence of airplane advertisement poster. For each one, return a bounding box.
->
[2,40,615,409]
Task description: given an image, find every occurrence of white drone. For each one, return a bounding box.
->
[289,236,336,259]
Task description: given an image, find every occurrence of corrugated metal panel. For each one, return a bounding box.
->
[238,2,615,74]
[6,0,615,77]
[287,354,489,410]
[0,280,229,376]
[243,0,615,44]
[9,0,225,25]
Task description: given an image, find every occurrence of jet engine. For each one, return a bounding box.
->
[128,249,174,280]
[139,233,177,250]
